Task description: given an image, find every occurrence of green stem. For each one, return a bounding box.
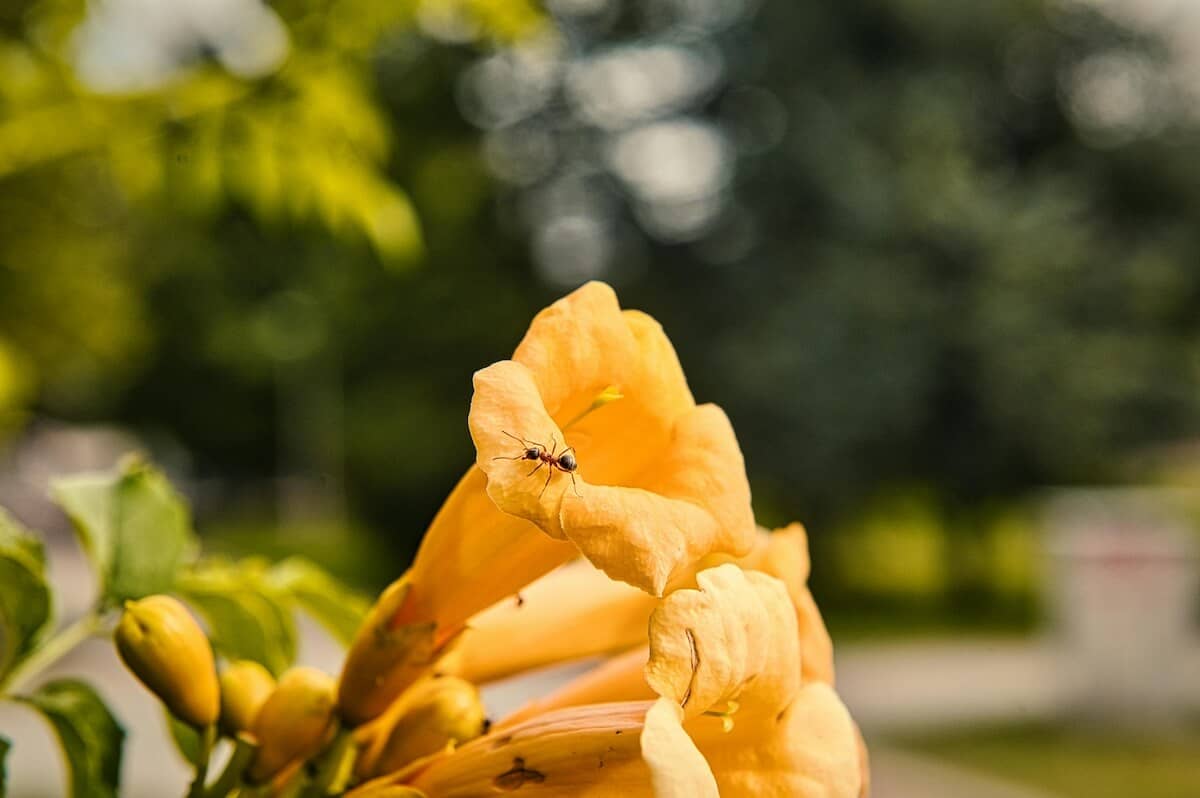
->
[0,612,104,696]
[204,733,257,798]
[301,726,356,798]
[186,725,217,798]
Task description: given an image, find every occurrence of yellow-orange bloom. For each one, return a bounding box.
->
[705,523,835,686]
[447,558,657,685]
[642,565,858,797]
[340,282,755,724]
[489,522,834,725]
[393,565,860,798]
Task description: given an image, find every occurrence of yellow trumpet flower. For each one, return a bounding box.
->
[374,565,860,798]
[339,282,755,725]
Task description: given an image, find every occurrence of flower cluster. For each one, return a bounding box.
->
[115,282,867,797]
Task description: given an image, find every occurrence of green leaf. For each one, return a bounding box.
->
[0,508,52,680]
[0,508,46,569]
[177,561,297,677]
[51,458,196,604]
[165,710,202,767]
[19,680,124,798]
[1,734,10,798]
[49,474,115,583]
[267,557,368,646]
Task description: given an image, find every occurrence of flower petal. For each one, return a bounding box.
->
[645,564,798,719]
[737,524,835,685]
[640,564,861,797]
[448,560,657,685]
[407,702,657,797]
[408,466,577,633]
[558,405,755,595]
[512,282,644,423]
[687,682,861,798]
[497,647,653,730]
[472,360,571,536]
[641,698,718,798]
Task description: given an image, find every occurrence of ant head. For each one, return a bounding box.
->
[558,452,577,472]
[524,448,540,460]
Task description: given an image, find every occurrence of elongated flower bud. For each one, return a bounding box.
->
[115,595,219,728]
[338,576,461,726]
[219,660,276,737]
[358,677,486,778]
[248,666,337,783]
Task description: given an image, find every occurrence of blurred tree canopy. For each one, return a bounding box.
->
[3,0,1200,581]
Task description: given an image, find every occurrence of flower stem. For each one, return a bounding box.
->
[204,733,257,798]
[186,725,217,798]
[300,726,357,798]
[0,612,104,697]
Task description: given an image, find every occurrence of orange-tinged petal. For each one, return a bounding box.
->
[448,560,657,685]
[645,565,798,719]
[558,404,755,595]
[408,466,576,634]
[471,359,573,536]
[512,284,692,452]
[497,647,653,730]
[640,564,861,797]
[407,702,657,797]
[740,524,835,685]
[701,524,835,685]
[686,683,861,798]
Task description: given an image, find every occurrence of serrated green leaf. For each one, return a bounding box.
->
[1,734,10,797]
[267,557,368,646]
[19,680,124,798]
[165,709,202,767]
[177,561,297,676]
[0,509,52,680]
[51,459,196,604]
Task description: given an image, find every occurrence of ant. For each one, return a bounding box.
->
[493,430,580,498]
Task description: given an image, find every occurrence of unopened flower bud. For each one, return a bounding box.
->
[219,660,276,737]
[339,576,460,726]
[359,676,486,778]
[248,666,337,783]
[115,595,219,729]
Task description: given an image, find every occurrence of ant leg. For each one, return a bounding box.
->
[570,471,581,497]
[527,461,545,477]
[492,454,526,461]
[504,430,547,451]
[560,446,575,457]
[538,468,554,498]
[549,435,558,457]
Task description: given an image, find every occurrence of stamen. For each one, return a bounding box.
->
[563,385,624,429]
[702,700,740,733]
